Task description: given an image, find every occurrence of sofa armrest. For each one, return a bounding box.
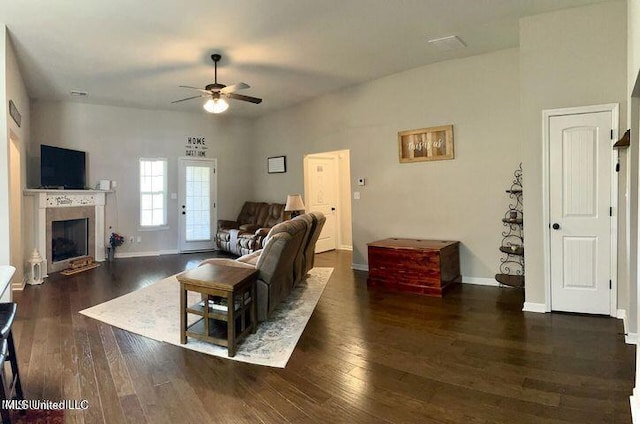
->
[198,258,255,269]
[218,220,239,230]
[237,250,262,266]
[255,227,271,237]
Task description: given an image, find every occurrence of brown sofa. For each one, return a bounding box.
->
[202,212,325,321]
[215,201,285,256]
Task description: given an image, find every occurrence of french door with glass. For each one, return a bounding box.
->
[178,158,217,252]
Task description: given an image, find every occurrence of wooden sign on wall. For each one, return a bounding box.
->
[398,125,454,163]
[185,136,207,157]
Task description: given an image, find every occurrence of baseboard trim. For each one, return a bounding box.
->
[351,263,369,272]
[615,309,637,345]
[631,388,640,423]
[114,249,180,259]
[339,245,353,251]
[462,276,499,286]
[11,278,26,292]
[523,302,547,313]
[347,269,505,287]
[617,308,627,320]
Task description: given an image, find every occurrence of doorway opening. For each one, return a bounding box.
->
[303,150,352,252]
[8,133,23,289]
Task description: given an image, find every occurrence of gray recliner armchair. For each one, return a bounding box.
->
[289,211,326,285]
[201,217,309,321]
[301,212,326,277]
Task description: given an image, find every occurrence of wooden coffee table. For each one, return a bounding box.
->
[177,263,258,357]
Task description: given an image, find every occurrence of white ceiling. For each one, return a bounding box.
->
[1,0,610,117]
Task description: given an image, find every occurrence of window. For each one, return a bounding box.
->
[139,158,167,227]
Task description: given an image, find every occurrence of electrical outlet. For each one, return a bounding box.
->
[136,236,142,243]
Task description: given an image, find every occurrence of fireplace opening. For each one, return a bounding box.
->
[52,218,89,263]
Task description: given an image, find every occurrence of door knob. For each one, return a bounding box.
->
[552,223,560,230]
[182,211,186,215]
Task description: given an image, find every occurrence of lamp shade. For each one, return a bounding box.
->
[285,194,306,212]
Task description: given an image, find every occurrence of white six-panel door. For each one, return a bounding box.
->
[549,111,612,314]
[305,155,338,253]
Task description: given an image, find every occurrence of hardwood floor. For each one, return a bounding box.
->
[11,250,635,423]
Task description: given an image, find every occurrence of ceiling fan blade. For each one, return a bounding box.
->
[227,93,263,104]
[220,82,250,94]
[179,85,212,95]
[171,95,206,104]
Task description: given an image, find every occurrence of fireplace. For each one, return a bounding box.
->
[51,218,88,263]
[46,205,96,272]
[24,190,106,277]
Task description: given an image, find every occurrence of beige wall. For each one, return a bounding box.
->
[629,0,640,96]
[28,101,254,255]
[0,26,8,265]
[628,0,640,331]
[627,0,640,402]
[2,26,31,292]
[251,48,521,279]
[520,0,628,308]
[6,32,30,287]
[337,149,352,249]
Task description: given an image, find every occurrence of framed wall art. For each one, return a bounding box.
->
[398,124,454,163]
[8,100,21,128]
[267,155,287,173]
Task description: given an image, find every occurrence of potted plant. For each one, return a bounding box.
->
[107,232,125,262]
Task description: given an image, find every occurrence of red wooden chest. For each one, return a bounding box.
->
[367,238,461,297]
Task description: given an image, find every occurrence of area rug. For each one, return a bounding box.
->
[10,408,64,423]
[80,267,333,368]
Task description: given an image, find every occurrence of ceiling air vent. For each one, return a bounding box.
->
[427,35,466,51]
[70,90,88,97]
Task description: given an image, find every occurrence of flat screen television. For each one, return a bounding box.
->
[40,145,86,189]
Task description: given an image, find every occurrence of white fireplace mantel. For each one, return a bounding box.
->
[24,189,108,277]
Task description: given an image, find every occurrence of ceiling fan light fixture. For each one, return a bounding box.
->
[203,97,229,114]
[173,53,262,111]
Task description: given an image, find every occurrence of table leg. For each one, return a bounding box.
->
[180,284,187,344]
[204,295,210,339]
[250,282,257,334]
[227,291,236,357]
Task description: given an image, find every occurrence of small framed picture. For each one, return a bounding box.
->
[8,100,21,128]
[267,156,287,173]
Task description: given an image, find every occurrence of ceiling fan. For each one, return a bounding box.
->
[172,54,262,113]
